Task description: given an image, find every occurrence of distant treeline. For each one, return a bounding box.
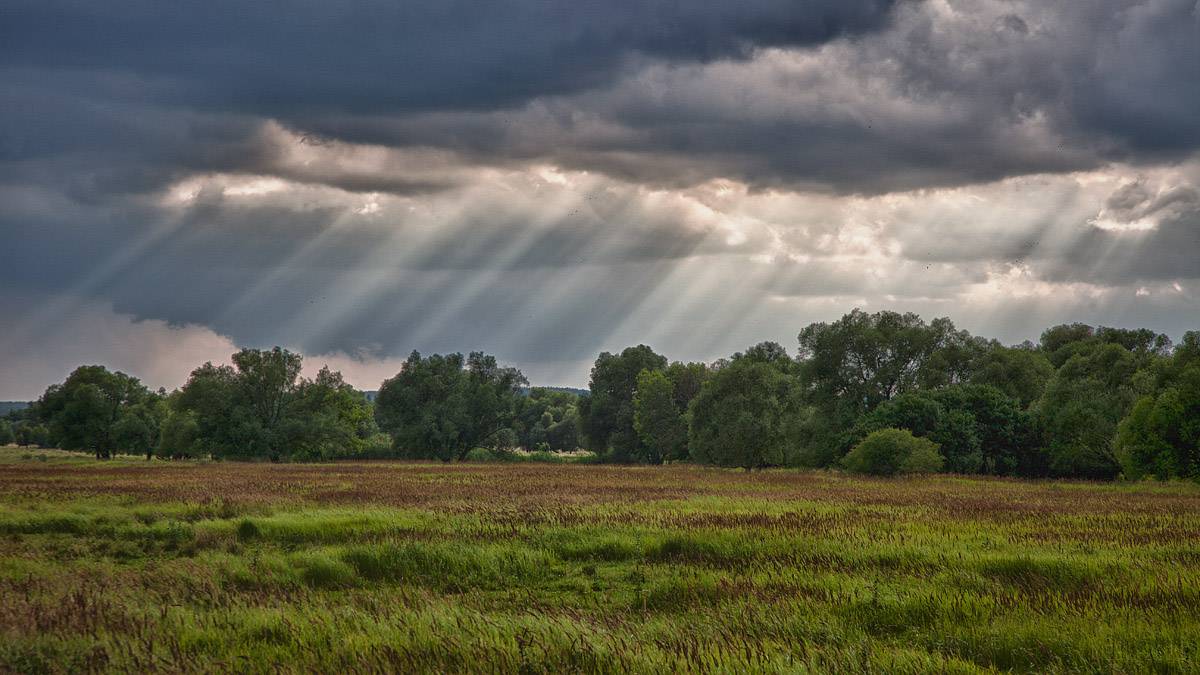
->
[5,308,1199,481]
[0,402,29,417]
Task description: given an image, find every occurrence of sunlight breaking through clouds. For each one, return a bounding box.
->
[2,0,1199,397]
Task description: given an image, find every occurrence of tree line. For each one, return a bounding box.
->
[5,308,1198,480]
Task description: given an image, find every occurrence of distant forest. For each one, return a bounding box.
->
[0,402,29,417]
[4,309,1198,481]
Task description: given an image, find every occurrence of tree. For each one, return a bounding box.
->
[231,347,304,459]
[844,384,1038,476]
[1116,363,1200,480]
[0,420,13,446]
[1041,323,1171,369]
[375,351,528,462]
[931,385,1039,476]
[688,360,796,469]
[970,345,1054,407]
[842,428,943,476]
[113,400,163,460]
[36,365,156,458]
[14,422,50,448]
[633,369,687,464]
[281,367,375,461]
[175,348,370,461]
[732,341,796,373]
[795,310,980,465]
[174,362,242,457]
[1040,323,1097,367]
[157,407,201,459]
[798,310,977,416]
[512,388,581,452]
[1036,343,1145,479]
[579,345,668,461]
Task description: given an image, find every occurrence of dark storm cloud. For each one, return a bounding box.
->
[0,0,899,113]
[5,0,1197,196]
[275,0,1200,194]
[3,0,1200,397]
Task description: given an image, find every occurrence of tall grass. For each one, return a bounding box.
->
[1,448,1198,672]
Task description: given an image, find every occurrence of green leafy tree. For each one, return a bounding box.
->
[157,407,201,459]
[842,428,944,476]
[580,345,667,461]
[970,345,1054,407]
[795,310,982,465]
[732,341,796,373]
[633,369,687,464]
[1036,343,1145,479]
[930,385,1039,475]
[846,384,1038,475]
[36,366,155,458]
[0,420,13,446]
[1041,323,1171,369]
[664,361,709,411]
[175,348,368,461]
[174,362,242,457]
[113,400,164,460]
[375,351,528,462]
[512,388,581,452]
[1116,363,1200,480]
[1040,323,1098,367]
[14,422,50,448]
[231,347,304,459]
[688,360,795,469]
[281,367,375,461]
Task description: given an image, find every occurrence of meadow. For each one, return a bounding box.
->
[1,448,1199,673]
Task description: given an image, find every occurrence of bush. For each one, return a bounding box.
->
[843,428,944,476]
[899,443,944,474]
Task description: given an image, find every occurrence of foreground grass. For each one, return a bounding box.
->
[1,449,1198,673]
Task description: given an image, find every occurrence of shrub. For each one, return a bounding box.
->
[899,443,944,474]
[843,428,944,476]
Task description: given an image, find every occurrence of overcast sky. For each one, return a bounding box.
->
[2,0,1199,398]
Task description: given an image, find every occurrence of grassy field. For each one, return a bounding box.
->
[1,448,1199,673]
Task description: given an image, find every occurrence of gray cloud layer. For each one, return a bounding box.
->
[2,0,1199,397]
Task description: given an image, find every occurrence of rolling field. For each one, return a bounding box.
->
[1,449,1199,673]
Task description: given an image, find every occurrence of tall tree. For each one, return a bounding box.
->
[113,399,165,460]
[36,365,156,458]
[970,345,1054,408]
[174,362,242,457]
[797,310,977,418]
[513,388,581,452]
[795,310,979,465]
[232,347,304,459]
[282,367,376,461]
[1115,338,1200,480]
[375,351,527,462]
[580,345,668,462]
[1036,343,1148,479]
[633,369,687,464]
[688,359,797,469]
[174,348,369,461]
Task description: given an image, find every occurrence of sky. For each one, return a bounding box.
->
[2,0,1199,398]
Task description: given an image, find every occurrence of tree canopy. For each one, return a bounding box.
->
[375,351,528,462]
[688,359,796,469]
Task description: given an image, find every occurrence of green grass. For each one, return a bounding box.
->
[1,448,1199,672]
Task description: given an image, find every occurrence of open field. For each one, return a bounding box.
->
[1,448,1199,673]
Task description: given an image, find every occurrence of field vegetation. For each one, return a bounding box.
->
[2,449,1198,673]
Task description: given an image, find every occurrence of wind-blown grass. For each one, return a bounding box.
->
[0,447,1198,672]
